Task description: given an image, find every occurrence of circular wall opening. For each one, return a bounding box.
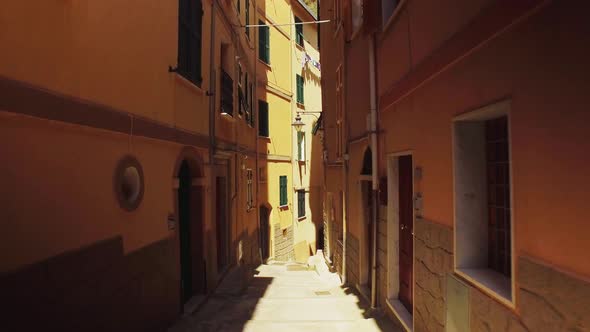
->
[114,155,144,211]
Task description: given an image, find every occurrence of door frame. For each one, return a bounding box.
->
[357,176,372,295]
[385,151,415,331]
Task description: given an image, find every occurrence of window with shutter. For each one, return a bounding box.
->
[249,83,254,127]
[297,132,305,161]
[237,0,241,13]
[295,16,303,46]
[279,176,288,206]
[297,190,305,218]
[177,0,203,86]
[296,75,305,104]
[258,20,270,63]
[221,69,234,116]
[258,100,269,137]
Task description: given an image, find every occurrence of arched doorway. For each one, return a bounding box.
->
[174,149,206,309]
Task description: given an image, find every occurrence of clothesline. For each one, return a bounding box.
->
[243,19,330,28]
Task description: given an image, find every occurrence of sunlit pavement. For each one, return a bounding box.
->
[168,258,401,332]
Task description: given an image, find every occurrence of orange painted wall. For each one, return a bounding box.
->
[0,112,188,272]
[0,0,212,135]
[378,2,590,278]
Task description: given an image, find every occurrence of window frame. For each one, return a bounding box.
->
[279,175,288,206]
[296,74,305,105]
[258,100,269,137]
[297,131,306,161]
[452,100,515,308]
[177,0,204,87]
[297,189,306,218]
[258,20,270,64]
[295,16,304,46]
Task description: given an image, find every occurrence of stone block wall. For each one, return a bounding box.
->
[470,257,590,332]
[413,217,590,332]
[273,223,294,262]
[346,233,360,286]
[414,218,454,332]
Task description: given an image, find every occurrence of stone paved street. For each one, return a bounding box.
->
[168,262,401,332]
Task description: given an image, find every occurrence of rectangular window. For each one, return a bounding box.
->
[258,20,270,64]
[297,131,306,161]
[296,74,305,104]
[258,100,269,137]
[279,176,288,206]
[486,117,511,277]
[246,169,253,210]
[237,0,241,13]
[297,190,305,218]
[177,0,203,86]
[242,72,248,119]
[220,69,234,116]
[453,100,513,304]
[295,16,304,46]
[245,0,250,37]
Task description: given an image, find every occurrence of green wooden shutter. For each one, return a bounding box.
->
[258,21,269,63]
[279,176,287,206]
[295,16,303,46]
[298,190,305,218]
[258,100,269,137]
[296,75,304,104]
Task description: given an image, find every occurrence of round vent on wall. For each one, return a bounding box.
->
[114,155,144,211]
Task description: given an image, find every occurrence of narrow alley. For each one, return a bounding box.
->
[169,256,400,332]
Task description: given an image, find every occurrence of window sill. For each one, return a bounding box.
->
[297,216,306,221]
[220,112,235,121]
[296,102,305,108]
[173,73,205,95]
[455,268,514,307]
[258,135,270,140]
[295,42,305,51]
[386,298,413,332]
[279,205,289,210]
[258,59,272,69]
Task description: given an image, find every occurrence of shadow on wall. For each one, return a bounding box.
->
[308,117,324,254]
[0,236,178,332]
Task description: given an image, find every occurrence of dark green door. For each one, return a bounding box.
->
[178,161,192,304]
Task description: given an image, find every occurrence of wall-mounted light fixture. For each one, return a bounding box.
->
[292,113,305,132]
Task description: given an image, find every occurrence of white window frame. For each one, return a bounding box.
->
[452,99,515,308]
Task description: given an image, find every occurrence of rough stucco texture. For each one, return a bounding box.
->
[274,224,294,262]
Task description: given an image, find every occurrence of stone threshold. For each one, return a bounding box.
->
[386,298,413,332]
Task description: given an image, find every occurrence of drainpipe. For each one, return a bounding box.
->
[208,0,217,287]
[368,34,379,309]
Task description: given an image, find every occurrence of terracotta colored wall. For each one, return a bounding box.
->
[378,1,590,278]
[0,112,183,272]
[0,0,212,135]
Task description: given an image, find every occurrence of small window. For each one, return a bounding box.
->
[258,100,269,137]
[295,16,304,46]
[237,0,240,13]
[258,20,270,64]
[381,0,400,26]
[297,190,306,218]
[296,74,305,105]
[297,131,306,161]
[246,169,253,210]
[453,100,513,303]
[248,82,255,127]
[177,0,204,86]
[279,175,288,206]
[220,69,234,116]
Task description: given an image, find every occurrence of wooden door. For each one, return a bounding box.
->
[260,206,270,260]
[178,162,193,304]
[216,177,229,271]
[364,182,374,291]
[398,155,414,313]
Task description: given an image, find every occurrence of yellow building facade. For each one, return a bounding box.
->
[256,0,322,263]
